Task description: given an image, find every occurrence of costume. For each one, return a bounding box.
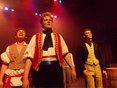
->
[77,42,106,88]
[1,42,27,88]
[24,31,69,87]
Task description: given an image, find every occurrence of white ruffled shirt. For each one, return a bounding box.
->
[1,42,27,64]
[24,33,69,59]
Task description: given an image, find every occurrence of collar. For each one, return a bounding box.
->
[14,42,27,46]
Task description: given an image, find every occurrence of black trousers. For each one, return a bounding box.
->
[32,61,64,88]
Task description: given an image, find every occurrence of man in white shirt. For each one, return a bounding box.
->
[0,28,28,88]
[23,12,76,88]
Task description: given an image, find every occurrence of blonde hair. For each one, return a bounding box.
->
[40,12,53,24]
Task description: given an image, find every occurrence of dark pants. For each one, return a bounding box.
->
[32,61,64,88]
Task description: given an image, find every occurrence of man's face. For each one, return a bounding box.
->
[84,30,92,39]
[16,30,26,39]
[41,16,53,29]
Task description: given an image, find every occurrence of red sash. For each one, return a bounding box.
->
[32,32,63,71]
[4,73,23,88]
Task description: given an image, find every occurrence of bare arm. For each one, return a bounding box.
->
[103,70,108,79]
[23,58,32,88]
[64,53,75,70]
[0,63,8,87]
[64,53,76,81]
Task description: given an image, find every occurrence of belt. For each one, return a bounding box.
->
[41,61,58,65]
[42,55,57,61]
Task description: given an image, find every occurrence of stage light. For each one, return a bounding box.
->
[51,15,54,18]
[11,9,14,12]
[35,12,38,16]
[54,0,57,2]
[4,7,9,11]
[39,14,41,16]
[0,6,3,10]
[54,15,57,18]
[59,0,62,4]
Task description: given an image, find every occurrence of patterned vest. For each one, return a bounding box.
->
[8,44,27,69]
[85,43,99,65]
[33,32,63,71]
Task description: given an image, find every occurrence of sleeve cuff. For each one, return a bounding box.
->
[1,52,10,64]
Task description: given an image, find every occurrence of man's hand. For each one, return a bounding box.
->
[22,78,29,88]
[71,68,76,82]
[103,70,108,79]
[83,70,89,76]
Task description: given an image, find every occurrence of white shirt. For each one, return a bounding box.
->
[1,42,27,64]
[24,32,69,59]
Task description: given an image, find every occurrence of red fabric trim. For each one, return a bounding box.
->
[56,33,63,65]
[32,32,63,71]
[32,33,39,70]
[4,73,23,88]
[4,76,11,88]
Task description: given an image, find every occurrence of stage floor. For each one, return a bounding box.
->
[71,77,85,88]
[71,77,110,88]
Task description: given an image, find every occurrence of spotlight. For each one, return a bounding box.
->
[51,15,54,18]
[4,7,9,11]
[35,12,38,16]
[39,14,41,16]
[54,0,57,2]
[0,6,3,10]
[54,15,57,18]
[11,9,14,12]
[59,0,62,4]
